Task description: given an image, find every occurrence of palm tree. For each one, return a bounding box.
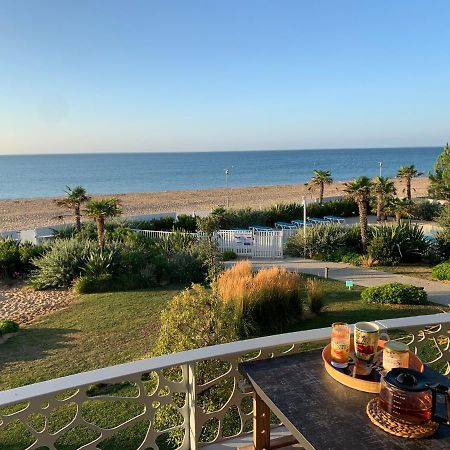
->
[386,198,414,225]
[397,165,422,200]
[84,198,122,248]
[308,170,333,203]
[371,177,396,222]
[343,176,371,251]
[55,185,90,232]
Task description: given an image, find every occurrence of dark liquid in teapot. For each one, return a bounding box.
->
[379,394,432,423]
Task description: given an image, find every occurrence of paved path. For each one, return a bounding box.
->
[227,258,450,307]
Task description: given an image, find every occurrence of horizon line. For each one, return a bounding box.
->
[0,144,443,157]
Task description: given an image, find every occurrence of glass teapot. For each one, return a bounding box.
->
[379,368,450,424]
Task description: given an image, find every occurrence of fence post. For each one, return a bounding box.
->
[187,362,198,450]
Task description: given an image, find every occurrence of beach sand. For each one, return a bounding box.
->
[0,177,429,232]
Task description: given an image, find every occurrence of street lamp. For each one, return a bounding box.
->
[379,161,383,177]
[224,169,229,207]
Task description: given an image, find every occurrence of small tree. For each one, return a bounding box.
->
[397,165,422,200]
[196,215,223,281]
[84,198,122,249]
[385,198,414,225]
[55,186,90,232]
[429,143,450,200]
[343,177,371,251]
[308,170,333,203]
[371,177,396,222]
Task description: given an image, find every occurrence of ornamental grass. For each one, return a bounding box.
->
[216,261,303,336]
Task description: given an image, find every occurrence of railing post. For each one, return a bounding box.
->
[187,362,198,450]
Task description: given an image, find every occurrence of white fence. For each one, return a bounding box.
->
[133,229,290,259]
[0,313,449,449]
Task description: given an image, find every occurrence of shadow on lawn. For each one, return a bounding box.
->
[0,326,77,370]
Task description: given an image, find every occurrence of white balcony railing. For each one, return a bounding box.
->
[1,313,449,449]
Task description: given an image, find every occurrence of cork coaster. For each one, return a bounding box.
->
[366,398,439,439]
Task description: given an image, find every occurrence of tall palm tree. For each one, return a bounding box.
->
[371,177,396,222]
[343,176,371,251]
[84,198,122,249]
[386,198,414,225]
[55,185,90,232]
[397,165,422,200]
[308,170,333,203]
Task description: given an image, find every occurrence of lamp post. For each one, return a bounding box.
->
[379,161,383,177]
[302,196,307,257]
[224,169,229,208]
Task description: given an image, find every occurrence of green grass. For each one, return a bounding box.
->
[374,263,435,281]
[0,280,447,450]
[287,277,447,333]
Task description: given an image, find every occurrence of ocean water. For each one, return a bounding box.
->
[0,147,441,199]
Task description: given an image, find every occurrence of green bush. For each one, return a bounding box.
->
[0,239,21,278]
[368,223,429,265]
[29,238,97,289]
[361,282,428,305]
[412,201,442,221]
[155,231,197,254]
[286,224,359,259]
[0,320,19,336]
[167,251,206,284]
[174,214,197,232]
[306,278,325,313]
[431,261,450,280]
[340,251,362,266]
[74,274,113,293]
[222,250,237,261]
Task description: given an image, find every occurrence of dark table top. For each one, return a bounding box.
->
[239,349,450,450]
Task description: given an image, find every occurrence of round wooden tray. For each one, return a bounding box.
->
[322,341,424,393]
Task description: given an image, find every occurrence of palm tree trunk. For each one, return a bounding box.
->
[376,194,382,222]
[75,205,81,233]
[97,217,105,249]
[358,201,369,251]
[319,183,324,203]
[395,212,401,225]
[406,178,412,199]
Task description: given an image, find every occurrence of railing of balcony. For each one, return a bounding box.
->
[1,313,449,450]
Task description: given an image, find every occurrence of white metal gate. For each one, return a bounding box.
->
[252,230,284,258]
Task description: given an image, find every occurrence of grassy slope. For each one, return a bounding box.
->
[0,281,447,450]
[374,263,435,281]
[0,287,180,391]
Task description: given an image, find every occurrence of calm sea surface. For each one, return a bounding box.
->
[0,147,441,199]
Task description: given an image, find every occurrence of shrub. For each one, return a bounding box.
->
[368,223,430,265]
[286,224,358,259]
[74,274,113,293]
[167,251,206,284]
[306,278,325,313]
[431,261,450,280]
[222,250,237,261]
[412,201,442,221]
[155,231,197,255]
[152,284,239,446]
[0,320,19,336]
[361,282,428,305]
[0,239,21,279]
[29,238,98,289]
[340,251,361,266]
[217,261,303,336]
[174,214,197,232]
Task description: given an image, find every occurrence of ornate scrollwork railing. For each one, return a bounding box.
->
[0,313,449,449]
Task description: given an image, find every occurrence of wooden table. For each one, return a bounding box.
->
[239,349,450,450]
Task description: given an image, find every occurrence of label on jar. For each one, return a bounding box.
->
[383,345,409,372]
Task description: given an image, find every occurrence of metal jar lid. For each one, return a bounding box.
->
[384,341,409,353]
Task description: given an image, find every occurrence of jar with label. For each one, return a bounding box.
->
[383,341,409,372]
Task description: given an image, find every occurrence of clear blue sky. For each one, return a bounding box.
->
[1,0,449,154]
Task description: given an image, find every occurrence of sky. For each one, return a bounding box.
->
[1,0,450,155]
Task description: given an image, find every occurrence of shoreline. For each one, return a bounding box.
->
[0,177,430,232]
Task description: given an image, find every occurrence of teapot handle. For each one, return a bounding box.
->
[430,383,450,425]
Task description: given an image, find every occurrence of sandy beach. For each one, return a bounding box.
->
[0,177,429,232]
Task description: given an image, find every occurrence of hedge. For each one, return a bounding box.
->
[361,282,428,305]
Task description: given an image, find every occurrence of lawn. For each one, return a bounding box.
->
[374,263,435,281]
[0,280,447,450]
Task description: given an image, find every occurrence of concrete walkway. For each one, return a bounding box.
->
[228,258,450,307]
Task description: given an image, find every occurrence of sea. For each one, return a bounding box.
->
[0,147,442,199]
